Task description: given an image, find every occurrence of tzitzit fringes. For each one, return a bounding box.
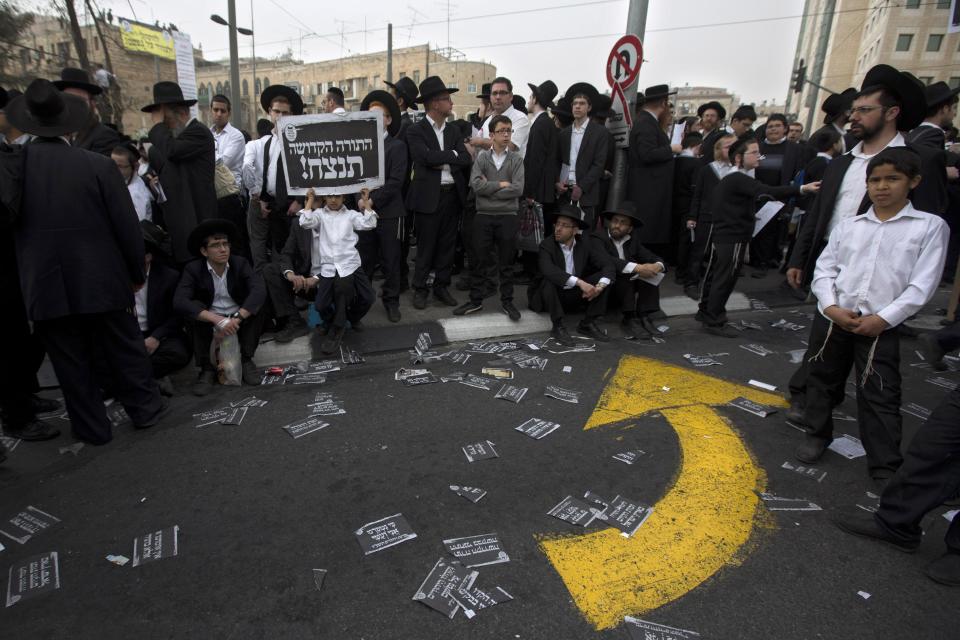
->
[808,321,835,363]
[860,335,882,389]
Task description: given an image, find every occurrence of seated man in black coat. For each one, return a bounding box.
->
[174,220,266,396]
[591,202,666,340]
[262,218,315,344]
[528,203,615,345]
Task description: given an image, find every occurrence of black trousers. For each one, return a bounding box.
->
[36,310,162,445]
[470,214,518,304]
[536,273,609,323]
[876,387,960,553]
[802,314,903,479]
[191,313,264,371]
[217,194,250,260]
[698,241,746,326]
[356,216,404,309]
[683,222,713,288]
[413,188,461,292]
[750,212,782,267]
[0,272,44,428]
[147,333,191,379]
[314,270,375,328]
[247,198,297,273]
[611,275,660,317]
[931,319,960,353]
[262,263,315,321]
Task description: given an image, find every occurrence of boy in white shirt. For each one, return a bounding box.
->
[298,188,378,353]
[796,148,949,483]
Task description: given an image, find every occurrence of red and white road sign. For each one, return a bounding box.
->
[606,34,643,89]
[606,82,632,149]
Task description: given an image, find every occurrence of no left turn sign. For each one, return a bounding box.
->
[606,34,643,89]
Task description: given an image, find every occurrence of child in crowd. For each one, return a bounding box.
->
[796,148,949,482]
[697,136,820,336]
[299,188,378,354]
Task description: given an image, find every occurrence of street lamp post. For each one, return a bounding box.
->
[211,6,254,129]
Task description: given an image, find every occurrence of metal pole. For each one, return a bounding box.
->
[607,0,648,210]
[227,0,242,128]
[386,23,393,83]
[250,0,257,128]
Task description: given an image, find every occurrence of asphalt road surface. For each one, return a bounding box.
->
[1,303,958,639]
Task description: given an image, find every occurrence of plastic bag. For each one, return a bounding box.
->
[210,330,242,386]
[516,200,544,253]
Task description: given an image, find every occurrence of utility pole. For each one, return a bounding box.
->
[607,0,648,210]
[227,0,242,128]
[386,23,393,83]
[250,0,257,129]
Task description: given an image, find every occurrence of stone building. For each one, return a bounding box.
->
[674,85,739,120]
[786,0,960,133]
[195,45,497,132]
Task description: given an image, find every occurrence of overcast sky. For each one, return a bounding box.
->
[77,0,805,104]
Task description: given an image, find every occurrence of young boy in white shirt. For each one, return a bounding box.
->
[796,148,949,483]
[298,188,378,353]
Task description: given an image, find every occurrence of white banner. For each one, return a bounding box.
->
[172,31,199,119]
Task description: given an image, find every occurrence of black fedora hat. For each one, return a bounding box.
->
[52,67,102,96]
[361,89,401,137]
[141,219,170,258]
[476,82,492,99]
[385,77,419,110]
[188,218,238,257]
[860,64,925,130]
[6,78,89,137]
[924,81,960,110]
[564,82,600,106]
[592,94,613,119]
[415,76,458,104]
[260,84,304,115]
[820,87,856,122]
[141,81,197,112]
[549,203,590,230]
[551,96,572,118]
[642,84,676,101]
[511,94,528,114]
[602,201,643,225]
[697,100,727,120]
[527,80,558,109]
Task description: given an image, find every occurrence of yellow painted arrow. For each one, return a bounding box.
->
[539,355,788,630]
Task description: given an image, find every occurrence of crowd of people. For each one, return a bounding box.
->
[1,61,959,585]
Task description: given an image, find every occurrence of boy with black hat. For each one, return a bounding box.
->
[813,87,857,154]
[174,219,266,396]
[528,204,615,344]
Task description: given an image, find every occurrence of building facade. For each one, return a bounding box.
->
[786,0,960,133]
[674,85,739,120]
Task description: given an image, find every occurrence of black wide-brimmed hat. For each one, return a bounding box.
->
[6,78,89,137]
[361,89,401,137]
[924,81,960,110]
[820,88,856,123]
[592,94,614,119]
[642,84,676,101]
[602,201,643,225]
[527,80,558,109]
[260,84,304,115]
[511,94,528,114]
[549,203,590,230]
[385,77,419,110]
[551,96,572,118]
[860,64,925,131]
[141,81,197,112]
[416,76,458,104]
[141,219,170,258]
[52,67,102,96]
[188,218,238,257]
[564,82,600,106]
[476,82,492,99]
[697,100,727,120]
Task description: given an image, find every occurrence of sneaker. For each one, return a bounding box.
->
[550,324,576,347]
[704,323,739,338]
[433,287,458,307]
[4,419,61,441]
[832,511,919,553]
[241,360,261,386]
[321,326,345,354]
[30,395,62,415]
[413,290,428,310]
[501,301,521,321]
[275,317,309,344]
[918,333,947,371]
[386,306,401,323]
[577,319,610,342]
[454,301,483,316]
[192,370,217,397]
[794,436,828,464]
[925,553,960,586]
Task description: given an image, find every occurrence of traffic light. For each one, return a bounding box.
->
[792,59,807,93]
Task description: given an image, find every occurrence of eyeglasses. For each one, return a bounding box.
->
[491,90,511,97]
[494,128,513,135]
[206,241,231,249]
[849,105,884,116]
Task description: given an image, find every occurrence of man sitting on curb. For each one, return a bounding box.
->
[174,220,266,395]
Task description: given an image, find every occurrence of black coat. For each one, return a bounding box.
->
[797,155,831,212]
[174,255,266,319]
[589,229,663,275]
[148,120,217,263]
[144,263,185,342]
[15,138,144,322]
[688,163,725,225]
[523,112,560,204]
[907,124,949,216]
[558,120,609,208]
[404,117,471,212]
[369,135,408,219]
[74,119,124,157]
[700,128,724,165]
[757,139,804,187]
[276,222,314,277]
[711,171,800,243]
[529,234,615,304]
[627,110,674,243]
[672,155,701,221]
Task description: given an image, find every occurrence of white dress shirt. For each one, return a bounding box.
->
[568,119,589,184]
[297,206,379,277]
[481,104,531,158]
[826,132,905,238]
[211,122,246,184]
[332,106,347,115]
[134,268,150,332]
[425,114,456,185]
[491,148,508,170]
[128,177,154,222]
[812,202,948,329]
[208,262,240,316]
[559,237,611,289]
[832,122,847,153]
[242,132,282,197]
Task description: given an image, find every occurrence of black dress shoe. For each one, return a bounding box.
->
[704,323,739,338]
[925,552,960,586]
[241,360,261,386]
[785,399,805,425]
[134,397,171,430]
[501,301,521,321]
[918,333,947,371]
[192,370,217,397]
[30,395,62,414]
[386,306,401,323]
[275,317,309,343]
[321,326,345,354]
[577,319,610,342]
[4,419,61,441]
[795,436,828,464]
[433,287,458,306]
[832,512,919,553]
[413,290,428,309]
[550,324,576,347]
[157,376,175,397]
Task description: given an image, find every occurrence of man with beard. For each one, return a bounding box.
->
[53,67,122,156]
[697,101,727,164]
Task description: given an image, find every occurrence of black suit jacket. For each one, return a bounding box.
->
[589,229,663,275]
[277,222,314,277]
[700,128,723,165]
[533,234,615,292]
[74,120,124,157]
[370,135,408,219]
[174,255,266,319]
[627,110,675,243]
[672,156,701,220]
[758,139,803,187]
[149,119,217,263]
[15,138,144,321]
[907,125,949,216]
[523,112,560,204]
[404,117,471,212]
[145,263,185,342]
[558,120,609,208]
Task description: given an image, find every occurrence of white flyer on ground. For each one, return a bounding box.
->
[753,201,785,237]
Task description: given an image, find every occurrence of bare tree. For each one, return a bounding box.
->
[0,1,36,88]
[84,0,124,130]
[61,0,90,71]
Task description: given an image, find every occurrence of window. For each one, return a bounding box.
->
[904,0,920,8]
[254,78,261,95]
[372,75,380,88]
[398,71,406,78]
[949,77,960,90]
[242,78,249,96]
[468,83,477,94]
[896,34,913,51]
[413,70,420,84]
[936,0,950,8]
[927,34,944,51]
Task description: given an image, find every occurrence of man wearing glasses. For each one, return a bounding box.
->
[470,77,531,157]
